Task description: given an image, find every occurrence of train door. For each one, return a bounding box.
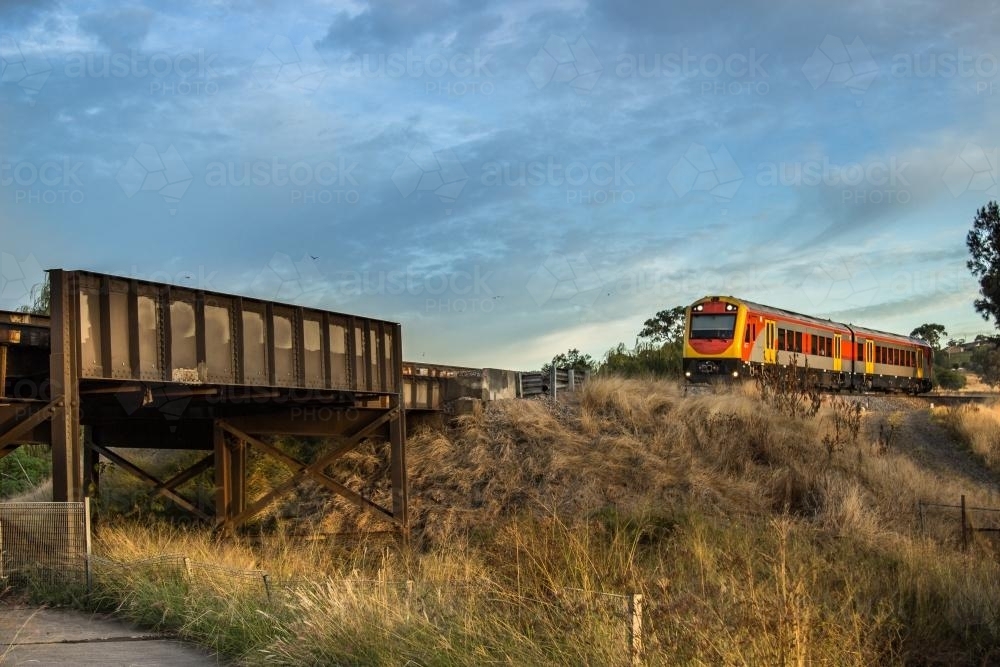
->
[916,350,924,379]
[864,339,875,375]
[833,334,842,372]
[764,320,777,363]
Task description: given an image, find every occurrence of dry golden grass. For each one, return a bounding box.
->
[17,376,1000,664]
[936,402,1000,471]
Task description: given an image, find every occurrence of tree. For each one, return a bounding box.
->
[966,201,1000,329]
[599,340,683,377]
[638,306,686,344]
[934,367,967,390]
[970,344,1000,387]
[542,348,596,375]
[910,323,947,350]
[15,278,50,316]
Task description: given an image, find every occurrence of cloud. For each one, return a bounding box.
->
[320,1,502,52]
[77,7,154,51]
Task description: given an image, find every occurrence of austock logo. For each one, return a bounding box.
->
[942,144,997,197]
[0,35,51,104]
[0,252,45,307]
[116,143,193,215]
[250,252,327,306]
[668,143,743,203]
[799,255,879,310]
[392,145,468,213]
[251,36,327,92]
[802,35,877,102]
[526,253,604,307]
[527,35,602,93]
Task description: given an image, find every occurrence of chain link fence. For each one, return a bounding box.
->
[0,500,91,588]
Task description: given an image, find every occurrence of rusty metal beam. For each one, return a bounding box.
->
[90,442,212,523]
[0,399,57,450]
[217,420,395,525]
[50,270,83,502]
[218,408,399,530]
[0,444,22,462]
[214,423,231,525]
[0,345,7,398]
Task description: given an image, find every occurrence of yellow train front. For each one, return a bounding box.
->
[682,296,934,393]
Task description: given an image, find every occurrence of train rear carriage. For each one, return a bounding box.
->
[683,296,933,393]
[849,325,933,393]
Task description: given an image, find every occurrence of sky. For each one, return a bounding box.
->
[0,0,998,369]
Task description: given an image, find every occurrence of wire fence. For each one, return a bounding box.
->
[0,500,91,588]
[918,495,1000,551]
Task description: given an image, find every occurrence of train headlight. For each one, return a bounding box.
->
[694,305,703,311]
[685,371,691,377]
[725,304,736,311]
[732,371,739,377]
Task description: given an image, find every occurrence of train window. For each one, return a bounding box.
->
[857,343,863,361]
[809,335,816,355]
[794,331,802,353]
[777,328,786,351]
[745,325,750,343]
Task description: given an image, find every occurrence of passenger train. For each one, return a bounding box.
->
[682,296,934,393]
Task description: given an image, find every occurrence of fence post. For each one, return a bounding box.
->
[961,495,968,551]
[628,593,643,665]
[517,373,523,399]
[550,366,558,403]
[262,573,271,601]
[568,369,576,392]
[84,497,92,594]
[183,556,192,581]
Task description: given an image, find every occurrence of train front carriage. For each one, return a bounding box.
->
[682,297,748,382]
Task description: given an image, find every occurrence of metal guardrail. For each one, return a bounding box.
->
[0,499,91,587]
[519,368,589,400]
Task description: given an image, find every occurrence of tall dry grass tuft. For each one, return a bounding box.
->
[936,402,1000,471]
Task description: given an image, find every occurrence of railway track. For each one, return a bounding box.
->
[684,382,1000,406]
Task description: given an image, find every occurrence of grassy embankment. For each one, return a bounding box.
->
[12,378,1000,665]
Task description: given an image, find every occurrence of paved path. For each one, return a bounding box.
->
[0,605,221,666]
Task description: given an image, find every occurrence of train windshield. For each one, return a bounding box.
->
[689,314,736,339]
